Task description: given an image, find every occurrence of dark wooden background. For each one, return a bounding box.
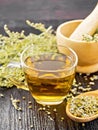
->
[0,0,97,27]
[0,0,98,130]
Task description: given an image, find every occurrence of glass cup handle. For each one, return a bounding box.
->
[7,62,29,91]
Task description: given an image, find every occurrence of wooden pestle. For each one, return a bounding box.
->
[70,3,98,41]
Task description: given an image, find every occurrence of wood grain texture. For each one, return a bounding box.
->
[0,0,97,21]
[1,72,98,130]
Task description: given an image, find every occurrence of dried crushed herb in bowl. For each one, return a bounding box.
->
[82,28,98,42]
[69,95,98,118]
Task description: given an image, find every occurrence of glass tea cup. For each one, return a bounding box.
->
[20,44,78,105]
[10,44,78,105]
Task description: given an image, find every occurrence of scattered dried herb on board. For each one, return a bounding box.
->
[69,95,98,117]
[10,95,22,111]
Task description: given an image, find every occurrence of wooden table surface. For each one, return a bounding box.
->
[1,72,98,130]
[0,0,98,130]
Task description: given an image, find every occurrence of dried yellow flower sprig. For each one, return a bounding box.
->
[0,20,56,88]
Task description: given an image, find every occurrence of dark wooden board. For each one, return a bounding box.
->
[1,72,98,130]
[0,0,97,22]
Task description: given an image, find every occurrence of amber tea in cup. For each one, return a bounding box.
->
[21,45,78,105]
